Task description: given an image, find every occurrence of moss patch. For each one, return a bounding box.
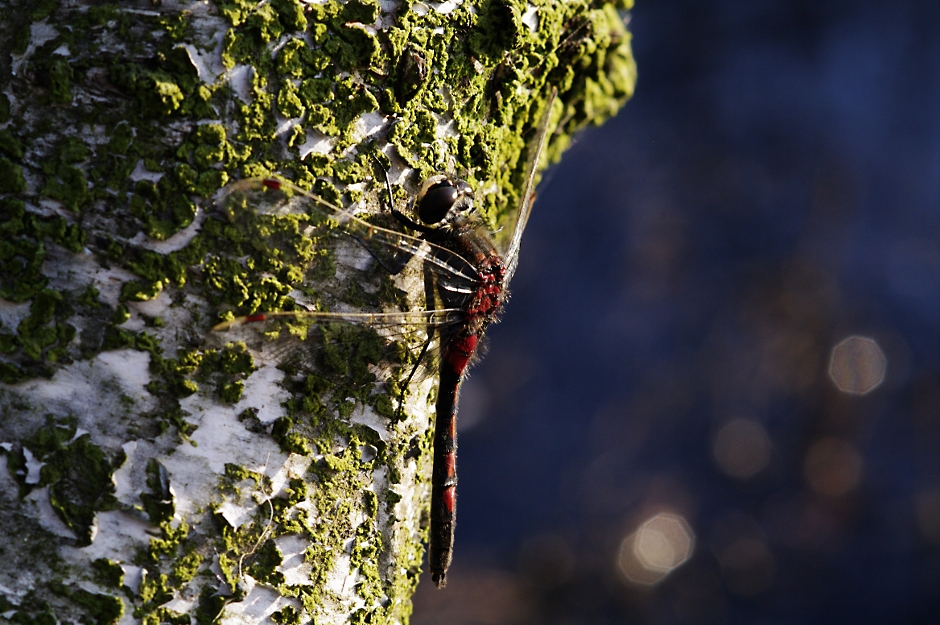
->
[8,416,124,546]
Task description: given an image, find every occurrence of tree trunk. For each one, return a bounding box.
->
[0,1,635,623]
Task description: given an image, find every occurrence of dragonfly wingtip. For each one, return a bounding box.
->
[211,319,238,332]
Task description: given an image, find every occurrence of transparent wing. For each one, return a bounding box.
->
[209,308,465,411]
[211,308,464,370]
[221,178,480,284]
[504,87,558,285]
[212,308,464,332]
[211,309,465,347]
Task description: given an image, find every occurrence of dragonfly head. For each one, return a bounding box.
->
[415,175,474,226]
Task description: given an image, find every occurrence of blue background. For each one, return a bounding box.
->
[413,1,939,623]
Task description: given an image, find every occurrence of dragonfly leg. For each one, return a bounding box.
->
[369,152,398,213]
[392,208,433,234]
[369,153,436,234]
[398,332,433,418]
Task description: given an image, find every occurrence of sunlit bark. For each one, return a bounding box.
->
[0,1,635,623]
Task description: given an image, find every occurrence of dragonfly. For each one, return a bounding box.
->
[213,88,557,588]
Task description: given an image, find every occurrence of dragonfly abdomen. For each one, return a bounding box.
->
[430,356,463,588]
[428,250,506,587]
[443,333,478,372]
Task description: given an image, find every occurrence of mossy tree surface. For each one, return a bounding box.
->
[0,0,635,623]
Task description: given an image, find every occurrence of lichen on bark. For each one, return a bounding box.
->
[0,0,636,623]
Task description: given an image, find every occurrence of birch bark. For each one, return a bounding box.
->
[0,1,636,623]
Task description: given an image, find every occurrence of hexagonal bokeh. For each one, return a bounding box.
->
[829,336,887,395]
[617,513,695,586]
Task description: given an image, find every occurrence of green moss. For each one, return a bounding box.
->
[143,607,190,625]
[271,605,302,625]
[136,572,173,611]
[43,436,122,545]
[69,588,124,625]
[328,24,381,72]
[29,0,58,21]
[0,158,27,193]
[1,245,47,305]
[0,197,25,236]
[42,164,88,212]
[78,284,102,308]
[120,279,164,302]
[220,29,244,69]
[48,580,125,625]
[0,128,25,159]
[59,136,91,163]
[247,539,285,586]
[159,10,193,42]
[135,339,255,427]
[193,587,229,625]
[218,379,245,403]
[271,417,312,455]
[272,0,308,32]
[108,122,135,155]
[340,0,379,24]
[191,124,230,167]
[146,522,191,562]
[108,54,197,118]
[223,463,264,486]
[171,550,204,585]
[277,80,305,118]
[91,558,125,589]
[43,57,75,104]
[275,38,310,78]
[7,288,76,367]
[22,415,77,457]
[0,333,18,356]
[10,417,123,546]
[468,0,525,61]
[112,304,131,325]
[122,170,202,239]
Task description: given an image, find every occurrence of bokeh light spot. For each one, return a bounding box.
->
[713,419,772,479]
[618,513,695,586]
[829,336,887,394]
[804,438,863,496]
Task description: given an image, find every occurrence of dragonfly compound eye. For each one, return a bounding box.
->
[417,181,460,225]
[416,176,474,225]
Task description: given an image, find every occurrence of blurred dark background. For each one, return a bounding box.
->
[412,0,940,623]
